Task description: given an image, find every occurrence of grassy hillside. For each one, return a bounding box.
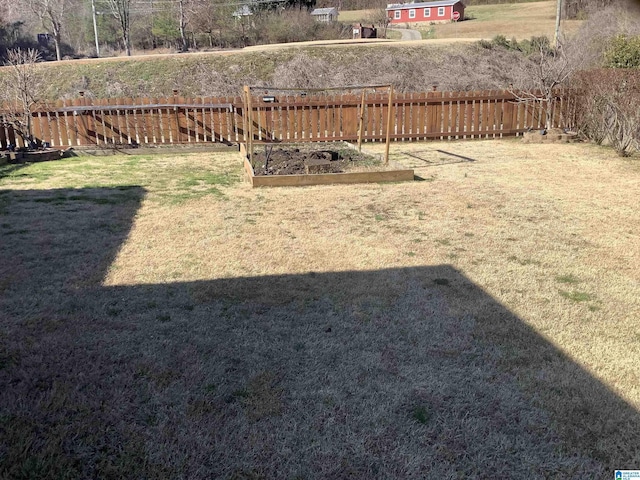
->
[0,42,531,100]
[0,0,589,101]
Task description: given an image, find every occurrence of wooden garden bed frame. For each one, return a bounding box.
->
[240,142,414,188]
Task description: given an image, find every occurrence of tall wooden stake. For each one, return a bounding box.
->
[385,85,394,166]
[357,89,366,151]
[242,86,249,144]
[243,86,253,166]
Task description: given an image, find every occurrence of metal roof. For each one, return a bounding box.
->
[232,5,252,16]
[386,0,462,10]
[311,7,338,15]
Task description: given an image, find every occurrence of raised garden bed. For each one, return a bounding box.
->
[1,149,65,164]
[241,142,414,187]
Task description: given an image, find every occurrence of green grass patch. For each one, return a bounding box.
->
[178,171,236,188]
[555,274,581,284]
[508,256,541,266]
[0,153,241,207]
[559,290,593,303]
[0,163,54,183]
[413,406,431,425]
[0,195,11,215]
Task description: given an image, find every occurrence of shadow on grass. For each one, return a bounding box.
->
[0,186,638,478]
[402,149,476,168]
[0,162,28,181]
[436,149,477,163]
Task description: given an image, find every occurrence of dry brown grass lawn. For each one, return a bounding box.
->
[431,1,584,40]
[1,139,639,478]
[379,1,584,40]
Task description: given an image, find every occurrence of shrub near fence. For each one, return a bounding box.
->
[0,89,572,149]
[573,69,640,156]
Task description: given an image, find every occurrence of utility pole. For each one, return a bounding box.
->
[91,0,100,57]
[554,0,563,46]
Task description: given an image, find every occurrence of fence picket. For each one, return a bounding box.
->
[464,92,472,138]
[31,109,43,147]
[0,116,7,149]
[318,95,326,140]
[58,100,70,147]
[0,89,574,150]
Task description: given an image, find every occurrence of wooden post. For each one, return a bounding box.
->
[172,89,180,143]
[242,86,249,144]
[243,86,254,167]
[385,85,394,166]
[357,89,366,151]
[76,91,87,146]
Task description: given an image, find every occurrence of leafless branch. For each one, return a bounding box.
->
[510,38,575,130]
[0,48,46,147]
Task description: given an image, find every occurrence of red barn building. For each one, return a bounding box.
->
[386,0,465,24]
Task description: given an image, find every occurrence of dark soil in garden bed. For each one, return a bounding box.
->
[251,145,380,176]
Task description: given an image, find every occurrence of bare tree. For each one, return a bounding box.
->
[512,38,574,130]
[27,0,68,61]
[0,48,46,147]
[366,7,390,38]
[574,69,640,156]
[188,0,238,48]
[104,0,132,55]
[563,0,616,19]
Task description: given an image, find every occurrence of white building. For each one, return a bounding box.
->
[311,7,339,22]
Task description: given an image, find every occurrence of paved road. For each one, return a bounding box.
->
[389,27,422,41]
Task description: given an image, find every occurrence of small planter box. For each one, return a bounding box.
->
[3,149,64,164]
[240,143,414,188]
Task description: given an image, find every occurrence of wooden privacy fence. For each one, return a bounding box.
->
[0,89,573,149]
[0,96,242,149]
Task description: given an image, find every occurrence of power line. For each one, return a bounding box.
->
[96,0,287,5]
[98,0,287,13]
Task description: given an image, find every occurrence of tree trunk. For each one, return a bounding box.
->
[52,22,62,61]
[179,0,187,51]
[124,33,131,56]
[54,38,61,61]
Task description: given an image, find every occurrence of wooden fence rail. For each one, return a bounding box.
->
[0,89,572,149]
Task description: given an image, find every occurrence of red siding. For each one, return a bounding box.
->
[387,2,464,24]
